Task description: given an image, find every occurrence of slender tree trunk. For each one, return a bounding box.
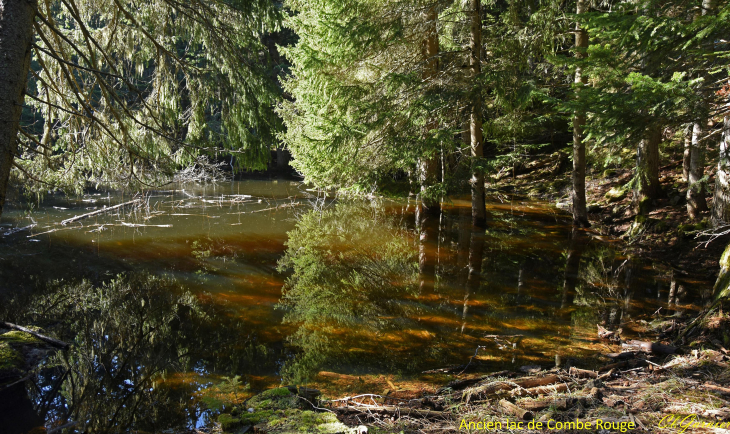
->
[687,122,709,219]
[686,0,715,219]
[683,128,691,182]
[634,126,662,215]
[571,0,590,228]
[420,6,441,216]
[0,0,37,219]
[712,117,730,225]
[469,0,487,228]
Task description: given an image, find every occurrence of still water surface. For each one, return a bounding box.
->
[0,180,706,431]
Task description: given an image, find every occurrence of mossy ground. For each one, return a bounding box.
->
[216,387,357,434]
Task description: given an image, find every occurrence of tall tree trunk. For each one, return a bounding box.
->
[687,122,709,219]
[571,0,590,228]
[420,6,441,216]
[712,116,730,225]
[683,128,691,182]
[0,0,37,219]
[469,0,487,228]
[686,0,715,219]
[634,126,662,215]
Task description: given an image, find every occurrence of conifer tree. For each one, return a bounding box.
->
[0,0,282,217]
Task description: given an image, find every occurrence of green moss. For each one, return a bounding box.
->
[248,387,298,411]
[605,186,627,202]
[240,409,274,425]
[0,331,42,345]
[720,243,730,269]
[0,342,24,372]
[218,413,242,431]
[261,410,354,434]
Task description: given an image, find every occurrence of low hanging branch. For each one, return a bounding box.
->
[61,198,143,225]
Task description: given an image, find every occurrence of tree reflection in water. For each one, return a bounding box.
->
[277,201,419,383]
[0,274,254,433]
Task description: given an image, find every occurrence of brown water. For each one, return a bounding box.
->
[0,180,710,432]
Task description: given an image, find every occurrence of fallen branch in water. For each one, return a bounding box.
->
[120,222,172,228]
[61,198,143,225]
[0,321,69,350]
[2,224,36,237]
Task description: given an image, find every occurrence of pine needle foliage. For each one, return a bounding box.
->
[16,0,282,196]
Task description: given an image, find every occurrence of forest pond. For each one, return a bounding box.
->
[0,180,710,432]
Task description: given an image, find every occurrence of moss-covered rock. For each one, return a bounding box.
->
[217,387,356,433]
[605,186,627,203]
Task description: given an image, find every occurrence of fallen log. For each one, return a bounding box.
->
[462,374,563,401]
[569,367,597,379]
[61,199,143,225]
[499,399,533,420]
[512,383,569,397]
[333,405,450,419]
[517,395,594,412]
[604,352,637,360]
[598,359,648,373]
[622,340,677,355]
[516,397,570,411]
[705,383,730,396]
[0,321,69,350]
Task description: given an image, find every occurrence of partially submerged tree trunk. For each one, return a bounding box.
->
[634,126,662,215]
[469,0,487,228]
[571,0,590,228]
[420,6,441,216]
[687,122,709,219]
[0,0,37,219]
[712,117,730,225]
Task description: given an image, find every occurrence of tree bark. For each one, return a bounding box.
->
[571,0,590,228]
[0,0,37,219]
[469,0,487,228]
[687,122,709,219]
[683,128,691,182]
[686,0,715,219]
[634,126,662,215]
[712,119,730,225]
[420,6,441,216]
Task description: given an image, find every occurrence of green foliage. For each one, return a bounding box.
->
[16,0,283,198]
